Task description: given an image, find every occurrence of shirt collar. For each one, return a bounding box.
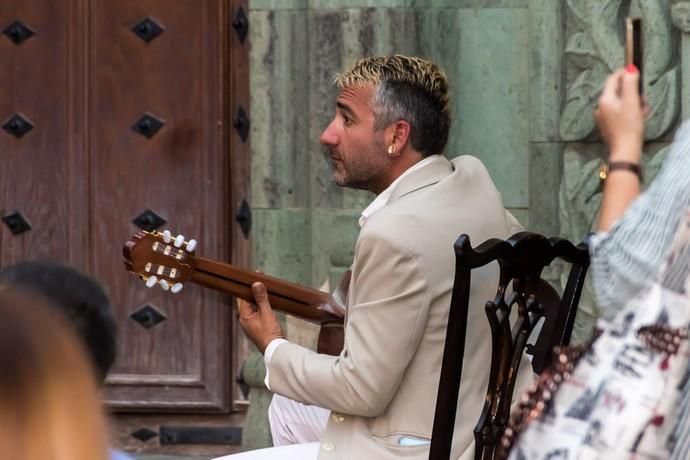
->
[358,155,438,227]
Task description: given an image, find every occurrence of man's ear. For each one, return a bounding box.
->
[388,120,411,151]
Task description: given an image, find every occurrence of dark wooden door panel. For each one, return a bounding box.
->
[88,0,230,411]
[0,0,239,414]
[0,0,85,265]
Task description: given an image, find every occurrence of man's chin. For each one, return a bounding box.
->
[331,171,347,187]
[332,177,371,192]
[332,176,347,187]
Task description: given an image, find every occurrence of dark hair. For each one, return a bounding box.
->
[0,261,117,382]
[335,55,452,157]
[373,80,451,157]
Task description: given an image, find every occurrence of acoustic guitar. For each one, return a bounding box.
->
[123,230,344,355]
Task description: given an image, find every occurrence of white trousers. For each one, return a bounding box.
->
[212,394,329,460]
[269,394,330,445]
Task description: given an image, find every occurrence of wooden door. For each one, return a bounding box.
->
[0,1,80,263]
[0,0,249,418]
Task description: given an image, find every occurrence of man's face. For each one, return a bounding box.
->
[319,84,391,192]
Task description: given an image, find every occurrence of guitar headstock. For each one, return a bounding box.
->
[123,230,198,293]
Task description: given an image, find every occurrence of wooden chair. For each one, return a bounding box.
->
[428,231,589,460]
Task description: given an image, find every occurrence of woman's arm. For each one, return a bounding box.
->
[590,66,690,316]
[595,66,644,231]
[589,123,690,316]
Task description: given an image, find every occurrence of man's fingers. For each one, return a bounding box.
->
[236,298,253,320]
[236,297,247,314]
[251,282,271,313]
[236,283,270,323]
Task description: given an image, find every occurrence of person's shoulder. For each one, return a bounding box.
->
[446,154,504,200]
[449,154,489,173]
[448,154,498,187]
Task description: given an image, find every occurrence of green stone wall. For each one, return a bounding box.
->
[240,0,690,449]
[250,0,536,292]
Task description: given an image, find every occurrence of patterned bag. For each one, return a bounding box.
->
[501,213,690,460]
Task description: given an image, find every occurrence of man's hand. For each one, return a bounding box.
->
[237,282,285,354]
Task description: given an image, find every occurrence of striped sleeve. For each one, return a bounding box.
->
[588,120,690,321]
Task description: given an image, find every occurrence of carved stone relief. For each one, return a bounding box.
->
[558,0,681,340]
[560,0,679,141]
[671,1,690,33]
[558,0,680,247]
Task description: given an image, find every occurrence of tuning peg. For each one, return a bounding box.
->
[186,239,197,252]
[159,279,170,291]
[145,276,158,288]
[174,234,185,248]
[171,283,184,294]
[162,230,172,243]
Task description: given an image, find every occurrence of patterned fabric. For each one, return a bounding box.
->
[508,272,690,459]
[588,120,690,460]
[508,211,690,459]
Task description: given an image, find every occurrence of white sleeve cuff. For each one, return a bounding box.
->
[263,338,289,390]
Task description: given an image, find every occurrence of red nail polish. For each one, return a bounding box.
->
[626,64,638,74]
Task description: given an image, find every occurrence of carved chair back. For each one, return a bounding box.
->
[429,232,589,460]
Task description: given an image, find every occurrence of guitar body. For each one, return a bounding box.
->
[318,321,345,358]
[123,231,344,355]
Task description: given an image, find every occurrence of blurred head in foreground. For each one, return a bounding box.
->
[0,287,110,460]
[0,260,118,382]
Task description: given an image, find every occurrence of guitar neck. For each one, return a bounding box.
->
[192,257,342,324]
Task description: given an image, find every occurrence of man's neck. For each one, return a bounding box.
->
[370,152,424,194]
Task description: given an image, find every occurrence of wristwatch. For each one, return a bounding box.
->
[598,161,643,182]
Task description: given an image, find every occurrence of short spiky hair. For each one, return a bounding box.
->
[334,55,451,157]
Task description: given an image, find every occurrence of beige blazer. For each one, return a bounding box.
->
[267,155,533,459]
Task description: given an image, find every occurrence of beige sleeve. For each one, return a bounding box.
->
[266,231,430,417]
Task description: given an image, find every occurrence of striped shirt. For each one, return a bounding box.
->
[588,119,690,458]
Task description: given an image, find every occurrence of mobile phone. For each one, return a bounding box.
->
[625,17,643,95]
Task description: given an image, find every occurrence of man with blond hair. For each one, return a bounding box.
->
[217,55,532,460]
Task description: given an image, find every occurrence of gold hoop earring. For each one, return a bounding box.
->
[387,144,397,156]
